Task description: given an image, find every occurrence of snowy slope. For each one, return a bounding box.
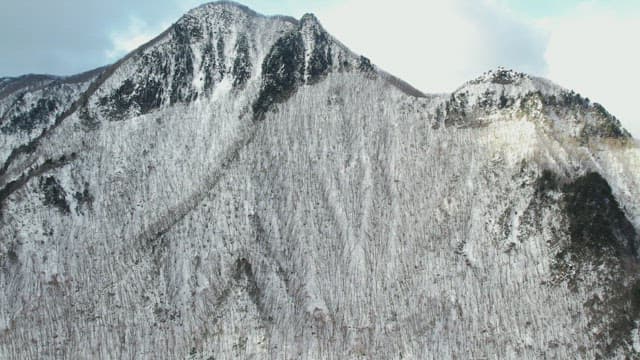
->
[0,68,105,165]
[1,2,639,359]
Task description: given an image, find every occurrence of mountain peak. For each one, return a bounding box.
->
[299,13,326,37]
[3,2,640,359]
[446,68,630,140]
[188,1,260,16]
[185,1,298,24]
[454,67,564,103]
[473,67,528,85]
[300,13,320,24]
[459,67,561,93]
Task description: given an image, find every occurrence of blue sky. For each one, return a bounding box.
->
[0,1,332,76]
[1,0,639,136]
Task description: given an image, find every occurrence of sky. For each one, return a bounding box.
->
[1,0,639,137]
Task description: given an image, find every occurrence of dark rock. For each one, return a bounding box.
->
[100,75,165,120]
[303,16,333,83]
[170,47,195,105]
[232,34,252,89]
[535,169,559,196]
[563,172,637,258]
[581,103,629,139]
[357,56,375,75]
[172,17,203,45]
[2,97,58,134]
[252,31,305,121]
[74,183,94,214]
[535,91,629,140]
[444,92,469,127]
[217,37,226,78]
[201,42,217,93]
[490,70,521,85]
[39,176,70,214]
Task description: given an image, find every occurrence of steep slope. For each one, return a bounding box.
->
[0,68,105,164]
[439,68,630,139]
[1,2,639,359]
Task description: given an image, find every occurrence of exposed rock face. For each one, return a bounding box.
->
[1,2,640,359]
[252,12,369,121]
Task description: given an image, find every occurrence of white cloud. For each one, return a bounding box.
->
[106,17,159,60]
[315,0,547,92]
[542,3,640,138]
[314,0,638,138]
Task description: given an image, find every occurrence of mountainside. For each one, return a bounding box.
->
[0,68,106,165]
[1,2,640,359]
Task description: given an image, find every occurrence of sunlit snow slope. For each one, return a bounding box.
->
[1,2,639,359]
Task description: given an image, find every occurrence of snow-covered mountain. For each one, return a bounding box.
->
[1,2,639,358]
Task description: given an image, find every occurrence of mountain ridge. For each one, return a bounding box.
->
[1,1,630,139]
[1,2,640,359]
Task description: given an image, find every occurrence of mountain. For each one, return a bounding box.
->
[1,1,639,358]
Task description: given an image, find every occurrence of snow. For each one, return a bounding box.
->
[455,68,565,109]
[0,2,639,359]
[0,76,98,164]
